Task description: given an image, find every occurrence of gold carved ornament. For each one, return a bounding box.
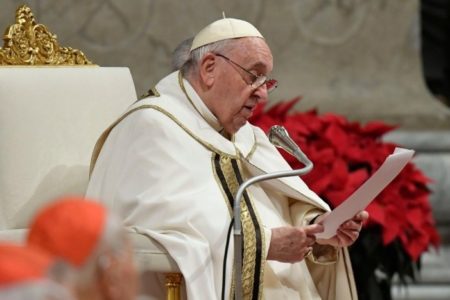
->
[0,5,94,65]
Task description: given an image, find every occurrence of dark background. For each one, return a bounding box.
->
[421,0,450,106]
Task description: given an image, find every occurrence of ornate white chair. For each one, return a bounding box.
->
[0,5,182,299]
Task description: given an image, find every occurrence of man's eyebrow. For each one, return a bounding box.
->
[248,61,271,74]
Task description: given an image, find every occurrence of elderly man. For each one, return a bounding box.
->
[87,18,368,299]
[27,197,139,300]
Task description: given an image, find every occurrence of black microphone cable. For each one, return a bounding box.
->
[221,218,234,300]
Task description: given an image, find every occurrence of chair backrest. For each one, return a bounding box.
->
[0,67,136,230]
[0,5,137,231]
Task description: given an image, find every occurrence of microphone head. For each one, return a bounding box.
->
[268,125,298,156]
[268,125,314,174]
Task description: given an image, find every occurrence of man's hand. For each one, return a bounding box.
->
[267,224,324,263]
[316,210,369,247]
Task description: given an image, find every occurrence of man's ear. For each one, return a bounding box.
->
[199,53,216,87]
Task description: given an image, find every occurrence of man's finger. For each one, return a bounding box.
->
[354,210,369,221]
[338,228,359,243]
[304,224,324,235]
[341,220,361,231]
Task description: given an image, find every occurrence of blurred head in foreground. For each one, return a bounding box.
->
[27,197,138,300]
[0,242,75,300]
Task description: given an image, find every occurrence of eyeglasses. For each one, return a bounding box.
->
[215,53,278,93]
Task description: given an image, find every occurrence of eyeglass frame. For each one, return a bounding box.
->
[214,53,278,93]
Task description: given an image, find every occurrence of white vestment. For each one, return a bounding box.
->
[86,71,358,300]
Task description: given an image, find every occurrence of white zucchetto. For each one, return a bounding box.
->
[190,18,264,51]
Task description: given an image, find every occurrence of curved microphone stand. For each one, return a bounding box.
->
[233,125,313,299]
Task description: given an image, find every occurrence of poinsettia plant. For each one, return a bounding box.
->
[249,97,440,300]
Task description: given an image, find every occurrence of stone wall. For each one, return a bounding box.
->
[1,0,449,129]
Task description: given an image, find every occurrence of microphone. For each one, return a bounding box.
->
[268,125,313,173]
[232,125,313,300]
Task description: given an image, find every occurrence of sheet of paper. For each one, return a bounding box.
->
[315,147,415,239]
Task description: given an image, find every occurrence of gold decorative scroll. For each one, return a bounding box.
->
[0,5,94,65]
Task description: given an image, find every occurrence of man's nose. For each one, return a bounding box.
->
[253,84,269,103]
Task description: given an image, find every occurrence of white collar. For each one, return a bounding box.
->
[134,71,256,158]
[180,74,223,132]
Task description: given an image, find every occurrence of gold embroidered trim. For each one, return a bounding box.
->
[211,154,233,216]
[210,153,236,299]
[233,131,257,161]
[222,156,255,298]
[245,132,258,159]
[178,71,231,136]
[89,106,149,176]
[89,104,239,176]
[235,159,265,300]
[214,155,265,299]
[151,106,237,158]
[139,86,160,100]
[0,5,93,65]
[178,71,203,117]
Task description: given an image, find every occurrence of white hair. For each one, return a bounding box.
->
[171,37,194,71]
[180,38,244,78]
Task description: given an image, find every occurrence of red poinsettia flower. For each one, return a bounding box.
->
[250,97,440,261]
